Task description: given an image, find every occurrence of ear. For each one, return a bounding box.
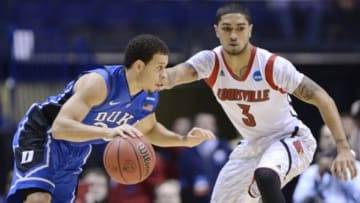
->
[133,60,145,72]
[249,24,253,38]
[214,24,219,39]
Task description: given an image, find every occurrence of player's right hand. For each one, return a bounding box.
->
[104,124,144,140]
[183,127,216,147]
[331,149,357,181]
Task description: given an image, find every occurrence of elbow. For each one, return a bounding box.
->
[50,127,62,140]
[51,119,67,140]
[312,90,335,109]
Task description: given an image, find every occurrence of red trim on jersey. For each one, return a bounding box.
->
[221,46,257,81]
[204,51,220,88]
[265,54,286,94]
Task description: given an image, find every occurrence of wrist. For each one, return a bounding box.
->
[181,134,190,147]
[336,144,350,152]
[335,139,350,151]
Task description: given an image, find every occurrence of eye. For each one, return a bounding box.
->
[237,27,245,32]
[157,66,164,71]
[222,27,232,32]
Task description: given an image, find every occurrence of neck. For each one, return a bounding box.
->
[125,68,142,96]
[223,44,253,72]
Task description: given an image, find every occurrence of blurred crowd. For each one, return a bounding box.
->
[0,0,359,75]
[2,98,359,203]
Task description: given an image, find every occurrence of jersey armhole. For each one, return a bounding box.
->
[204,51,220,88]
[264,54,286,94]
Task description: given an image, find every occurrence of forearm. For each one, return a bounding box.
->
[315,94,350,150]
[145,122,186,147]
[51,118,110,142]
[165,63,198,89]
[293,76,350,151]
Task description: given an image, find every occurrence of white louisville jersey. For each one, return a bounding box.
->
[187,46,305,141]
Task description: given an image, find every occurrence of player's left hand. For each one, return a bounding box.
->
[183,127,216,147]
[331,149,357,181]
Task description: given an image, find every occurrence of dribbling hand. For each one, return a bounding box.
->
[331,149,357,181]
[104,124,143,141]
[183,127,216,147]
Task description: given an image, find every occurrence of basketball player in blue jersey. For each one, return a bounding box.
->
[7,34,215,203]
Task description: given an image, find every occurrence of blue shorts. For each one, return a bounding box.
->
[7,107,92,203]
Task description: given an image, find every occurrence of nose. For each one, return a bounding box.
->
[230,31,237,41]
[159,69,166,80]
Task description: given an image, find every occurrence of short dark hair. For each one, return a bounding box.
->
[215,3,251,25]
[124,34,169,68]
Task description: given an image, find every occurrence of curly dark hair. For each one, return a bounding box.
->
[124,34,169,68]
[215,3,251,25]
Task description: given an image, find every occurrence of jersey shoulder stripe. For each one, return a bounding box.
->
[204,51,220,87]
[264,54,286,94]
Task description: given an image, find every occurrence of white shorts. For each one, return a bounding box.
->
[211,125,317,203]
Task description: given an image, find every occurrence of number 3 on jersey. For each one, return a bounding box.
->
[238,104,256,127]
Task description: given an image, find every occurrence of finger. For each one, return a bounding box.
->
[132,128,144,137]
[331,162,336,175]
[334,162,343,180]
[193,128,215,139]
[124,126,143,137]
[127,128,141,138]
[117,131,128,138]
[198,130,213,140]
[208,131,216,140]
[204,130,215,140]
[341,161,348,181]
[348,160,358,179]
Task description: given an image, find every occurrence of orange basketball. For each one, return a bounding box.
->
[103,136,156,184]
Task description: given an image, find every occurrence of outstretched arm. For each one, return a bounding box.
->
[164,63,199,89]
[292,75,357,180]
[135,113,215,147]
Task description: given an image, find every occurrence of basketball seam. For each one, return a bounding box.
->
[103,140,114,175]
[125,138,143,182]
[117,138,128,184]
[103,141,111,168]
[142,139,155,178]
[142,140,155,163]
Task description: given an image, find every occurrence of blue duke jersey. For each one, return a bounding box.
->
[7,65,159,203]
[65,65,159,145]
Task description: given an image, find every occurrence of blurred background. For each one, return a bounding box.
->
[0,0,359,203]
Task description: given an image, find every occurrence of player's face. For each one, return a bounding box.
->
[214,13,253,55]
[140,53,168,92]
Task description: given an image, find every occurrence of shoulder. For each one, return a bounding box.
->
[190,50,216,60]
[254,47,292,66]
[255,47,272,58]
[74,71,108,106]
[76,71,106,87]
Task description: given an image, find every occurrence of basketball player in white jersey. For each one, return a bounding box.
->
[163,3,357,203]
